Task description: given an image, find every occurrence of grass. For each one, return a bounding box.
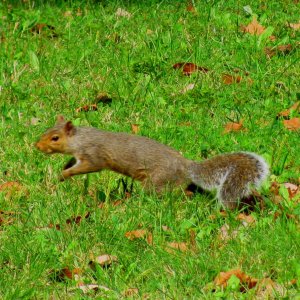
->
[0,0,300,298]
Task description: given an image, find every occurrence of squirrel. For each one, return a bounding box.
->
[35,116,269,209]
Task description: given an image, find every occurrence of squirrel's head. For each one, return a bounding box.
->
[35,115,76,154]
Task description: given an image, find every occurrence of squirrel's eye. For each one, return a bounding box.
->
[51,135,59,142]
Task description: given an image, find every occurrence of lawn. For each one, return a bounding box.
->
[0,0,299,298]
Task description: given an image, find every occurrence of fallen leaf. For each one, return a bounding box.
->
[66,212,91,225]
[187,3,196,12]
[0,181,22,192]
[30,23,57,37]
[0,210,15,226]
[165,242,188,253]
[242,16,265,35]
[125,229,153,245]
[283,117,300,131]
[255,278,286,298]
[116,8,132,18]
[222,74,242,84]
[131,124,139,134]
[89,254,118,269]
[122,288,139,297]
[236,213,256,226]
[277,101,300,118]
[173,62,209,76]
[283,182,299,199]
[50,267,81,282]
[265,44,293,58]
[63,11,73,18]
[214,269,259,290]
[177,83,195,95]
[223,121,244,133]
[269,35,276,42]
[31,117,40,125]
[161,225,171,232]
[218,224,239,242]
[289,22,300,30]
[75,104,97,113]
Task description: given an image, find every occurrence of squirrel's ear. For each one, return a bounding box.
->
[56,115,65,124]
[64,121,75,136]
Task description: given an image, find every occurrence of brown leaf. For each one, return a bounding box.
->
[66,212,91,225]
[89,254,118,270]
[236,213,256,226]
[289,22,300,30]
[218,224,239,242]
[283,117,300,131]
[116,8,132,18]
[50,267,81,282]
[122,288,139,297]
[0,181,22,192]
[125,229,153,245]
[173,62,209,76]
[30,23,57,37]
[166,242,188,253]
[214,269,259,290]
[223,121,244,133]
[131,124,139,134]
[265,44,293,58]
[283,182,299,199]
[63,11,73,18]
[255,278,286,298]
[75,104,97,113]
[222,74,242,84]
[277,101,300,118]
[242,17,265,35]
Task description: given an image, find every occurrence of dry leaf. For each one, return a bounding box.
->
[116,8,132,18]
[91,254,118,268]
[223,121,244,133]
[63,11,73,18]
[66,212,91,225]
[236,213,256,226]
[125,229,153,245]
[122,288,139,297]
[255,278,286,299]
[166,242,188,253]
[283,182,299,199]
[218,224,239,242]
[0,210,15,226]
[50,267,81,282]
[289,22,300,30]
[277,101,300,118]
[242,17,265,35]
[0,181,22,192]
[131,124,139,134]
[222,74,242,84]
[173,62,209,76]
[265,44,293,58]
[283,117,300,131]
[179,83,195,94]
[214,269,259,290]
[75,104,97,113]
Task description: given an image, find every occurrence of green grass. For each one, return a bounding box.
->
[0,0,299,298]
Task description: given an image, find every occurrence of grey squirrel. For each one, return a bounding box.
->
[35,116,269,209]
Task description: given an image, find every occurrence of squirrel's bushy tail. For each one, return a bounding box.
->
[188,152,269,209]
